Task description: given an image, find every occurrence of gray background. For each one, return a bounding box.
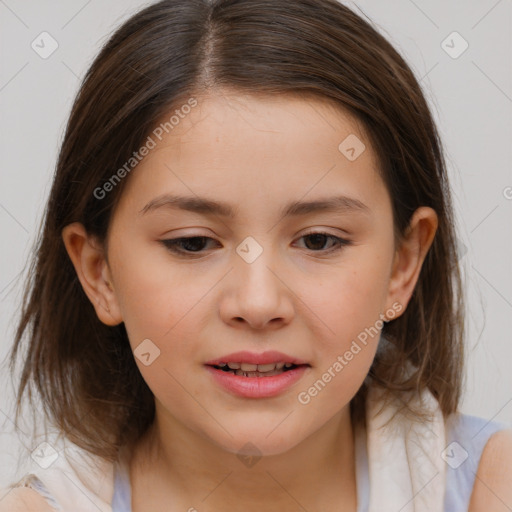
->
[1,0,511,489]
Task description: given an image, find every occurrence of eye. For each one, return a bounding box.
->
[295,231,352,254]
[160,232,351,257]
[160,236,219,256]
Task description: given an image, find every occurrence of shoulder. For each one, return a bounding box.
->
[468,428,512,512]
[0,486,56,512]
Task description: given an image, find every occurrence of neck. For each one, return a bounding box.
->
[130,403,357,511]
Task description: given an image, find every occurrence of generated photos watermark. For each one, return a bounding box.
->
[297,301,403,405]
[93,97,198,200]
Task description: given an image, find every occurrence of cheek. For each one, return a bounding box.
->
[307,250,391,340]
[111,250,211,408]
[295,270,385,414]
[297,246,392,399]
[109,240,206,354]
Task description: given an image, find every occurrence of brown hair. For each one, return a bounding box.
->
[10,0,464,462]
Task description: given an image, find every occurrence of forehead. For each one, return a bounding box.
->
[116,89,389,221]
[164,90,369,157]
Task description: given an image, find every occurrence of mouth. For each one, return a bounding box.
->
[204,350,311,378]
[204,361,310,398]
[208,361,306,377]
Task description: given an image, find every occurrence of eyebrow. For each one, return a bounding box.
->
[139,193,370,218]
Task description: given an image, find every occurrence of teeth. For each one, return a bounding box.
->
[234,368,285,377]
[240,363,258,372]
[256,363,279,372]
[219,361,295,373]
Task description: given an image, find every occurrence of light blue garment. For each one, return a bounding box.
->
[442,413,508,511]
[111,413,507,512]
[112,458,131,512]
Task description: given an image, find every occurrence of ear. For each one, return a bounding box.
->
[384,207,438,319]
[61,222,123,326]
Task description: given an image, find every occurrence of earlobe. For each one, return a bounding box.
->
[385,207,438,316]
[61,222,123,326]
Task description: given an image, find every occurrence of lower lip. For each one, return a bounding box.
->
[204,365,309,398]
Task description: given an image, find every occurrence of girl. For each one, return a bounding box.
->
[2,0,511,511]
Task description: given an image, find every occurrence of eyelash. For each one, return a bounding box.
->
[160,231,352,257]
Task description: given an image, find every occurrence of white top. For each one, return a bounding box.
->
[8,412,508,511]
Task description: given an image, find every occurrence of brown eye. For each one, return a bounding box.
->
[296,232,351,253]
[160,236,219,255]
[160,233,351,258]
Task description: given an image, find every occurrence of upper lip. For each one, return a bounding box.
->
[204,350,310,366]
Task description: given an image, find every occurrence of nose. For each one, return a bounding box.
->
[218,243,295,330]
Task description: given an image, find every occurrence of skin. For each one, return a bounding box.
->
[59,89,443,511]
[468,430,512,511]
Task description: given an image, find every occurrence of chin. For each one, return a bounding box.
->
[206,425,304,459]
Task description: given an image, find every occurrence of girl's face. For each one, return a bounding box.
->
[88,91,430,456]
